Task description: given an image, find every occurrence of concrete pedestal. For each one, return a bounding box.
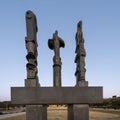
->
[68,105,73,120]
[25,79,40,87]
[74,81,89,120]
[77,81,88,87]
[68,104,89,120]
[11,81,103,120]
[73,104,89,120]
[11,87,103,104]
[26,105,47,120]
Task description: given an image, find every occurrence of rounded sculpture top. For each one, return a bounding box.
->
[26,10,38,32]
[77,20,82,30]
[26,10,35,19]
[48,30,65,50]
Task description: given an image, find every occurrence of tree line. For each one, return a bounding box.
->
[90,96,120,109]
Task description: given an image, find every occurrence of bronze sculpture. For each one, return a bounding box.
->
[75,21,86,84]
[25,10,38,80]
[48,30,65,87]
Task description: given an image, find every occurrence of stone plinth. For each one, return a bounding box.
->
[73,104,89,120]
[25,79,40,87]
[74,80,89,120]
[77,80,88,87]
[11,87,103,105]
[26,105,47,120]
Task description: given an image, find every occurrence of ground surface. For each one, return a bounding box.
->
[0,108,120,120]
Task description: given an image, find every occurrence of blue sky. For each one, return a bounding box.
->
[0,1,120,101]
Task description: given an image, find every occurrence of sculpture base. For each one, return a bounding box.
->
[26,105,47,120]
[73,104,89,120]
[11,87,103,104]
[74,81,89,120]
[77,80,88,87]
[25,79,40,87]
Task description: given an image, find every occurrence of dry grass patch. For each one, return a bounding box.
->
[48,108,67,120]
[1,108,120,120]
[90,109,120,120]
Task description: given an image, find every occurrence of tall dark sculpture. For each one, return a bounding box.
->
[75,21,86,84]
[48,31,65,87]
[25,10,38,82]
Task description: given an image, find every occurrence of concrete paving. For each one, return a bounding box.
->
[0,112,25,119]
